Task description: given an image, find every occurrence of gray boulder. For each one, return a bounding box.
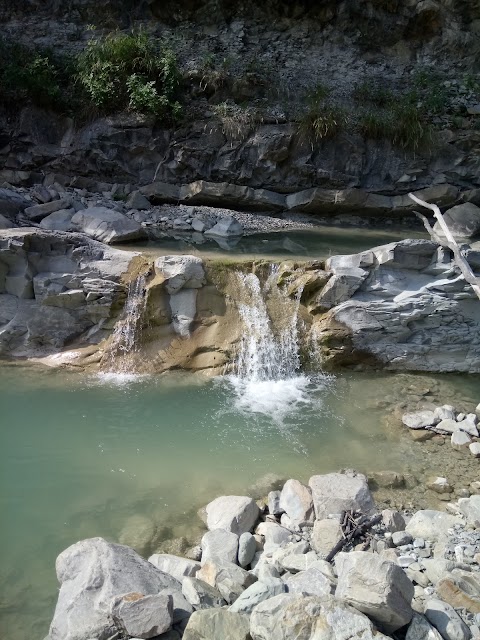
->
[24,197,72,221]
[201,529,239,564]
[308,472,376,520]
[284,566,335,597]
[39,209,75,231]
[406,511,462,542]
[48,537,192,640]
[205,495,260,535]
[154,255,206,295]
[229,577,286,614]
[406,613,444,640]
[148,554,200,583]
[183,609,251,640]
[204,216,243,238]
[0,213,15,229]
[110,592,173,639]
[310,518,343,556]
[335,551,414,633]
[238,532,256,568]
[196,558,257,604]
[71,206,146,243]
[127,190,151,210]
[279,479,314,527]
[181,577,226,610]
[425,599,471,640]
[434,203,480,239]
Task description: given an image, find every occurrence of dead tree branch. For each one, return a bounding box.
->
[408,192,480,301]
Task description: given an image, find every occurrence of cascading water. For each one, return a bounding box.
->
[226,267,333,428]
[101,275,147,380]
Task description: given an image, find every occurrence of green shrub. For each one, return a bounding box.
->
[359,102,431,151]
[77,30,181,118]
[299,106,349,143]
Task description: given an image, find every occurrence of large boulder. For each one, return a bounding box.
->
[434,203,480,239]
[205,495,260,535]
[24,197,72,221]
[0,188,30,219]
[148,554,200,583]
[71,206,146,243]
[196,558,257,604]
[335,551,414,633]
[183,609,251,640]
[308,472,376,520]
[405,511,462,542]
[48,537,192,640]
[424,599,471,640]
[249,593,391,640]
[279,479,315,527]
[201,529,239,564]
[110,591,173,639]
[229,577,286,614]
[39,209,75,231]
[154,255,206,295]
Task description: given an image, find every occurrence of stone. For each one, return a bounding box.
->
[179,181,284,212]
[183,609,251,640]
[71,206,146,243]
[196,558,257,604]
[406,613,444,640]
[39,209,75,231]
[427,477,452,494]
[309,268,367,312]
[155,255,206,294]
[24,197,71,221]
[458,416,479,437]
[110,592,173,639]
[181,577,226,610]
[406,511,461,542]
[0,213,15,228]
[127,190,151,210]
[238,532,256,568]
[369,471,405,489]
[229,577,286,614]
[148,554,200,583]
[310,518,343,556]
[436,574,480,614]
[279,551,319,573]
[255,521,291,552]
[411,429,436,442]
[451,431,472,450]
[205,496,260,536]
[434,406,456,422]
[267,490,283,516]
[435,203,480,239]
[403,411,436,429]
[201,529,239,565]
[382,510,406,533]
[119,514,157,555]
[456,495,480,527]
[191,217,205,232]
[139,181,181,203]
[279,479,314,526]
[392,531,413,546]
[250,593,391,640]
[469,443,480,457]
[425,599,472,640]
[335,551,414,633]
[204,216,243,238]
[48,537,192,640]
[435,419,461,434]
[284,566,335,597]
[308,471,376,520]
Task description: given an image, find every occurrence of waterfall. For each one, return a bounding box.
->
[102,275,147,377]
[227,267,332,426]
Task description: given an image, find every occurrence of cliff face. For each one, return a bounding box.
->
[1,0,479,194]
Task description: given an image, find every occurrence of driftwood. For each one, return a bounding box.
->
[408,192,480,301]
[325,511,382,562]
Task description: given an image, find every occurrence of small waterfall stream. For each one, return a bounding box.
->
[102,275,147,377]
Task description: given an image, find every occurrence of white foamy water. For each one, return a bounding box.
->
[226,269,333,425]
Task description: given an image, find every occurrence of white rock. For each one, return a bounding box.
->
[435,419,460,434]
[456,495,480,527]
[181,577,226,610]
[469,442,480,457]
[154,255,206,294]
[284,566,335,597]
[406,511,462,542]
[110,592,173,639]
[451,431,471,450]
[403,411,436,429]
[201,529,239,565]
[433,406,456,423]
[458,415,479,437]
[238,532,256,568]
[279,551,319,574]
[279,479,314,526]
[255,521,291,553]
[206,496,260,536]
[229,577,286,614]
[308,472,376,520]
[148,554,200,583]
[267,490,283,516]
[425,599,471,640]
[382,509,406,533]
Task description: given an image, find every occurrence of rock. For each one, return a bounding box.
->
[205,496,260,536]
[403,411,436,429]
[110,592,173,639]
[39,209,75,231]
[411,429,436,442]
[427,477,452,494]
[255,521,291,553]
[181,577,226,610]
[179,180,284,212]
[183,609,251,640]
[196,558,257,604]
[369,471,405,489]
[434,406,456,422]
[406,613,444,640]
[335,551,414,633]
[451,431,471,450]
[279,479,314,526]
[119,515,157,555]
[257,563,281,581]
[436,419,460,434]
[310,518,343,556]
[469,443,480,457]
[421,560,458,586]
[201,529,239,565]
[250,593,391,640]
[435,203,480,239]
[139,181,181,203]
[308,471,376,520]
[204,216,243,238]
[154,255,206,294]
[127,190,151,210]
[24,197,72,221]
[279,551,319,573]
[229,577,286,614]
[458,415,479,437]
[267,490,283,516]
[392,531,413,546]
[238,532,256,568]
[309,268,367,312]
[0,187,29,218]
[191,217,205,232]
[0,213,15,228]
[456,495,480,527]
[148,554,200,583]
[425,599,472,640]
[284,566,335,597]
[382,510,406,533]
[48,537,192,640]
[71,206,146,243]
[436,574,480,614]
[406,511,462,542]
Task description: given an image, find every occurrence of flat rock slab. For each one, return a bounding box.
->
[309,472,376,520]
[406,511,462,542]
[71,206,146,244]
[425,598,472,640]
[205,495,260,535]
[183,609,251,640]
[402,411,436,429]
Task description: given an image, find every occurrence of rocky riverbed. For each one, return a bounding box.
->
[46,467,480,640]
